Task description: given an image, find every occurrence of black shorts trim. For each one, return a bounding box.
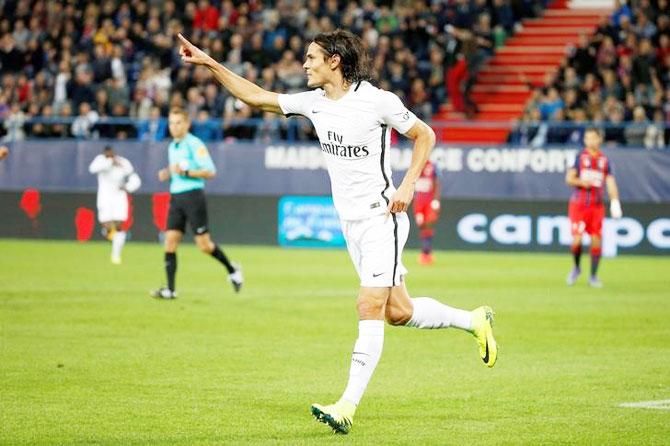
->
[378,124,398,286]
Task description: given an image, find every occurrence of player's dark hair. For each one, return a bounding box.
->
[312,29,371,85]
[584,126,603,137]
[103,145,113,152]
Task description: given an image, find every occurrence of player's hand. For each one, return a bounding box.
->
[178,34,213,66]
[387,182,414,215]
[170,163,188,176]
[610,199,623,219]
[158,168,170,182]
[0,145,8,160]
[580,179,594,189]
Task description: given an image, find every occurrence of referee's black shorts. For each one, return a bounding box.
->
[167,188,210,235]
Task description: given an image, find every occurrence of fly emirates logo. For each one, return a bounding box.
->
[320,130,370,159]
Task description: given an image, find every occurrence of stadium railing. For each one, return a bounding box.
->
[1,116,668,148]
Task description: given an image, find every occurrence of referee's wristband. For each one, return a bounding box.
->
[184,170,190,178]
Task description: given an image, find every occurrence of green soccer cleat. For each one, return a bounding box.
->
[471,306,498,368]
[310,400,355,434]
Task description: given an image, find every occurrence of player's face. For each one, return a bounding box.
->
[303,43,333,88]
[168,113,190,139]
[583,130,602,151]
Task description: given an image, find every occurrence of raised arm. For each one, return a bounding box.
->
[387,120,436,214]
[178,34,282,114]
[89,155,113,174]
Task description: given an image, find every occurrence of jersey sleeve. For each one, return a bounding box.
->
[277,90,319,117]
[89,155,113,174]
[120,157,134,175]
[571,154,581,174]
[377,91,418,134]
[190,137,216,173]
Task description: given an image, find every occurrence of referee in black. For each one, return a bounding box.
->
[151,107,242,299]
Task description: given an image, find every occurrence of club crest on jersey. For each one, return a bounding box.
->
[395,111,410,122]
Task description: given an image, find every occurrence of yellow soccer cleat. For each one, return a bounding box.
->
[471,306,498,368]
[310,400,355,434]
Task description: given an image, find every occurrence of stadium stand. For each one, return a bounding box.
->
[0,0,667,147]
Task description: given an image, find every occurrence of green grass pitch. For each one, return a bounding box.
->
[1,239,669,445]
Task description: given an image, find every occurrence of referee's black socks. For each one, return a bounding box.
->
[165,252,177,292]
[211,245,235,274]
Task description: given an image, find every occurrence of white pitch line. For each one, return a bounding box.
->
[618,399,670,410]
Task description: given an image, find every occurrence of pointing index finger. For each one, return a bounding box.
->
[177,33,192,47]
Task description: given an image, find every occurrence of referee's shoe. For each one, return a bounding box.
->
[150,287,177,299]
[229,263,244,293]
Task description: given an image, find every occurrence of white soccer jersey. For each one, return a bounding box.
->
[278,81,418,220]
[88,155,136,220]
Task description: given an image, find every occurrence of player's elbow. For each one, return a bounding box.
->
[420,124,436,147]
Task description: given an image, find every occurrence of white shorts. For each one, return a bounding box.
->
[341,212,409,288]
[97,196,128,223]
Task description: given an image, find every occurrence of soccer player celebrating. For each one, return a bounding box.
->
[566,127,622,288]
[413,159,441,265]
[88,145,141,264]
[177,30,497,434]
[151,107,243,299]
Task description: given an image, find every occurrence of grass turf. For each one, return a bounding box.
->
[1,239,669,445]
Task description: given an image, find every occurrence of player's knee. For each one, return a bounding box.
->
[385,306,412,326]
[196,239,213,253]
[356,295,385,318]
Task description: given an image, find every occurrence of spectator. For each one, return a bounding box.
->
[71,101,99,139]
[52,102,73,138]
[137,106,168,142]
[624,106,650,146]
[2,102,26,142]
[605,106,627,146]
[539,88,564,120]
[67,68,96,111]
[191,109,220,142]
[193,0,220,33]
[408,78,432,120]
[29,104,56,139]
[0,34,23,72]
[644,109,666,149]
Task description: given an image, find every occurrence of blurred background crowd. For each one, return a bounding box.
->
[510,0,669,148]
[0,0,667,147]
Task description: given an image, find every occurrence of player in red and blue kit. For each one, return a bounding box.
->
[413,160,441,265]
[565,127,622,288]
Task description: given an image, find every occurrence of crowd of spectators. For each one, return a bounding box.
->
[510,0,670,149]
[0,0,540,143]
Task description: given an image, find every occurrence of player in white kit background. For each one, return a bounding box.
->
[88,145,141,264]
[178,29,498,434]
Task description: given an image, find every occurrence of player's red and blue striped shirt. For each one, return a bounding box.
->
[570,149,613,206]
[415,160,438,201]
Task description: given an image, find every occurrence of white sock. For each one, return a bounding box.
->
[341,320,384,406]
[405,297,472,331]
[111,231,126,258]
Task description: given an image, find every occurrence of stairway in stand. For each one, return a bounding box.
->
[434,3,609,144]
